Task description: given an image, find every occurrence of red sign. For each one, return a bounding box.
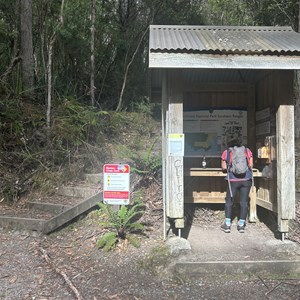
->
[103,191,129,199]
[103,164,130,205]
[103,164,129,173]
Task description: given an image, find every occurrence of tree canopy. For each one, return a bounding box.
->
[0,0,299,200]
[0,0,298,111]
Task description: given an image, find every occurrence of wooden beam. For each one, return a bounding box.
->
[161,70,168,217]
[247,84,256,153]
[276,105,295,232]
[166,70,184,219]
[183,82,249,92]
[256,197,277,212]
[185,197,225,204]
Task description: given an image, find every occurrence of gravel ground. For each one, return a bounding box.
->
[1,209,300,300]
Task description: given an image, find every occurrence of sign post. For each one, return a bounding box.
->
[103,164,130,205]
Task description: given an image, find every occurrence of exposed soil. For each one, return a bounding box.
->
[1,194,300,300]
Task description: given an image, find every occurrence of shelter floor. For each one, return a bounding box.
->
[177,221,300,262]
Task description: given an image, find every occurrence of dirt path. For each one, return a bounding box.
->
[1,210,300,300]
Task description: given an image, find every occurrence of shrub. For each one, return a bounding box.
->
[96,199,145,251]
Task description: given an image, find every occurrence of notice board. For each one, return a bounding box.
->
[103,164,130,205]
[183,110,247,157]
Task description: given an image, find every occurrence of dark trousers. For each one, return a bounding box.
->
[225,180,252,221]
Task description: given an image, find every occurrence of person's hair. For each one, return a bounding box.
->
[227,138,242,148]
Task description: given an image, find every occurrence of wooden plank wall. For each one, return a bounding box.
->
[183,84,250,204]
[255,70,295,232]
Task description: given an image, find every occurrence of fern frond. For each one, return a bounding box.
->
[128,222,144,232]
[103,235,118,252]
[126,234,141,248]
[96,232,117,250]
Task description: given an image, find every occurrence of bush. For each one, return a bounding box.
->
[96,199,145,251]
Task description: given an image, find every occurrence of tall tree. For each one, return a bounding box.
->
[20,0,34,93]
[46,0,65,128]
[90,0,96,106]
[295,0,300,138]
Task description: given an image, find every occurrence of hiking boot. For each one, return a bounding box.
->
[221,223,231,233]
[237,224,245,233]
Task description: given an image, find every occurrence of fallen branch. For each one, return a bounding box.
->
[40,248,83,300]
[257,275,270,291]
[265,281,282,297]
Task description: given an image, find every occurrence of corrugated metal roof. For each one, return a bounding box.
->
[150,25,300,55]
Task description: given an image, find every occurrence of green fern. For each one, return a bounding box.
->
[96,200,145,251]
[96,232,117,251]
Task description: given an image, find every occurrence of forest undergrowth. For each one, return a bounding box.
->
[0,95,162,204]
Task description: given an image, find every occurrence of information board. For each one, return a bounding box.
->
[183,110,247,157]
[103,164,130,205]
[168,133,185,156]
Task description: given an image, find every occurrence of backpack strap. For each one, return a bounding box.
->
[226,148,233,167]
[244,148,250,166]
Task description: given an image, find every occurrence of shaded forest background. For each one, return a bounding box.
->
[1,0,300,202]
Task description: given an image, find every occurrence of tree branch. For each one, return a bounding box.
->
[115,25,149,112]
[0,54,21,83]
[40,248,83,300]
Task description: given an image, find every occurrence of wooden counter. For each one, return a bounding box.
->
[185,167,262,177]
[184,167,261,222]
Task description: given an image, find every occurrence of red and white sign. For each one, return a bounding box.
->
[103,164,130,205]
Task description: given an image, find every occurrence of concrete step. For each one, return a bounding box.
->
[167,223,300,279]
[43,192,102,233]
[0,216,46,232]
[0,173,104,233]
[174,260,300,279]
[57,186,101,198]
[84,173,102,184]
[26,202,72,214]
[0,193,102,233]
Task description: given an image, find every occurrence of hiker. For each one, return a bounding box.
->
[221,138,253,233]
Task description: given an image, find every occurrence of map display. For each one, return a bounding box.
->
[183,110,247,157]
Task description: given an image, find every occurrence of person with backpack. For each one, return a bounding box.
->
[220,138,253,233]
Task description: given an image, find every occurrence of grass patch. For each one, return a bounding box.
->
[138,245,172,275]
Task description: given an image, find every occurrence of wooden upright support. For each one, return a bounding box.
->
[165,70,184,227]
[276,105,295,232]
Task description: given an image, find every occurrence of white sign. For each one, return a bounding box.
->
[168,134,185,156]
[103,164,130,205]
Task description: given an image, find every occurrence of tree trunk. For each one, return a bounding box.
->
[90,0,96,106]
[20,0,34,93]
[295,0,300,138]
[46,33,55,128]
[46,0,65,128]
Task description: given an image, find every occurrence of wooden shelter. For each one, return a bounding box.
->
[149,25,300,239]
